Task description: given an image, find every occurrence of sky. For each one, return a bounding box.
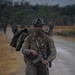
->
[13,0,75,6]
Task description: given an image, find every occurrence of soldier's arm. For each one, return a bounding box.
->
[21,36,31,55]
[47,37,56,62]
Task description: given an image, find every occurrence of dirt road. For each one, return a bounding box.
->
[6,26,25,75]
[6,26,75,75]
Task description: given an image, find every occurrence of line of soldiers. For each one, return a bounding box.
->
[10,17,56,75]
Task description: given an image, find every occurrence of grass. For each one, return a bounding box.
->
[53,26,75,32]
[53,26,75,41]
[0,32,19,75]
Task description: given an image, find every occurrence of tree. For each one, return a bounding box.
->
[61,15,69,26]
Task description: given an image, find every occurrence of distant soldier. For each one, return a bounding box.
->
[0,23,2,31]
[49,24,54,36]
[21,17,56,75]
[11,24,18,35]
[2,23,7,34]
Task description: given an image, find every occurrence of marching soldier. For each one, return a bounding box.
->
[10,25,28,51]
[11,23,18,35]
[16,26,28,51]
[21,17,56,75]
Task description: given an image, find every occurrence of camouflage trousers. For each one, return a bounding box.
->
[25,61,49,75]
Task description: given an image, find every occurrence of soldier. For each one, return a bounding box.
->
[11,24,18,35]
[16,26,28,51]
[21,17,56,75]
[2,23,7,34]
[49,24,54,36]
[10,25,28,51]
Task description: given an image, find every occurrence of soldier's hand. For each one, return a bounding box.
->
[30,50,37,56]
[42,60,49,65]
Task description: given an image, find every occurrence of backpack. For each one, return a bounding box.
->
[10,29,28,49]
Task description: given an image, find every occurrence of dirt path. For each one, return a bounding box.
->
[10,52,25,75]
[6,26,26,75]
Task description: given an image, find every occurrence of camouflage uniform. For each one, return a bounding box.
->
[21,32,56,75]
[16,32,28,51]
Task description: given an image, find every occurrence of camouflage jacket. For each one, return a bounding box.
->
[16,32,28,51]
[21,33,56,64]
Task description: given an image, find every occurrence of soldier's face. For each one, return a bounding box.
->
[34,27,42,32]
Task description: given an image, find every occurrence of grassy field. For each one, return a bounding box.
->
[0,32,19,75]
[53,26,75,41]
[53,26,75,32]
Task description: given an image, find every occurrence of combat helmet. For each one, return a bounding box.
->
[32,17,45,27]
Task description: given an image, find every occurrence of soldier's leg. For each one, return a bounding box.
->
[25,62,37,75]
[37,64,49,75]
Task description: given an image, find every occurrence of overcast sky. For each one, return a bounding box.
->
[13,0,75,6]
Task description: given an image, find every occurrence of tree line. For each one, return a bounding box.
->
[0,0,75,28]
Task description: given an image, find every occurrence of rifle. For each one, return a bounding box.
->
[32,37,50,68]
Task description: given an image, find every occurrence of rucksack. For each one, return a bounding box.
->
[10,29,28,48]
